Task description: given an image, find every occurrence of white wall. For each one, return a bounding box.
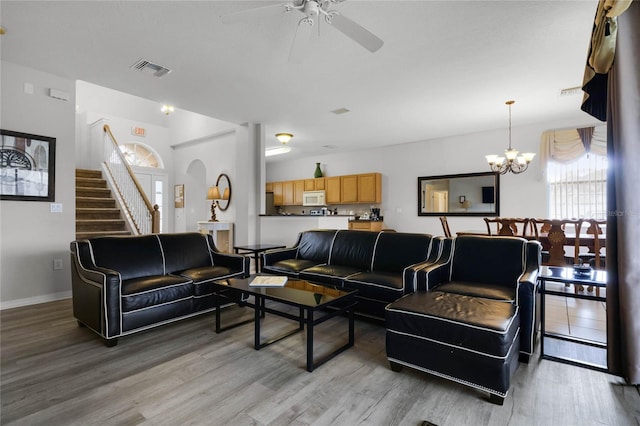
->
[266,117,599,238]
[0,61,76,308]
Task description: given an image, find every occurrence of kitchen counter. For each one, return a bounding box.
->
[259,215,353,246]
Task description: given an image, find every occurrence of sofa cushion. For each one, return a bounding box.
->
[121,274,193,312]
[328,230,379,269]
[386,291,519,357]
[372,232,432,272]
[344,271,404,300]
[435,282,515,302]
[178,265,244,296]
[89,235,164,281]
[451,236,526,288]
[300,264,363,287]
[296,230,338,262]
[265,259,323,275]
[157,233,213,274]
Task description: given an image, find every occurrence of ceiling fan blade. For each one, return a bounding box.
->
[220,3,294,24]
[327,13,384,53]
[289,19,315,63]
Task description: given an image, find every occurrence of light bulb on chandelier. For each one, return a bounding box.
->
[485,100,535,175]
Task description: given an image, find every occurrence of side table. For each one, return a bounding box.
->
[233,243,286,273]
[538,265,607,372]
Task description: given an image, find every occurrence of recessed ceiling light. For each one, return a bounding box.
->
[331,108,351,115]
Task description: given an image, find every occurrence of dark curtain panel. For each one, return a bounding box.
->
[606,0,640,384]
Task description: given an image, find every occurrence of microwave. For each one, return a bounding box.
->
[302,190,326,206]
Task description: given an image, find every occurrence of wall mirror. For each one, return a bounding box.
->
[215,173,232,211]
[418,172,500,216]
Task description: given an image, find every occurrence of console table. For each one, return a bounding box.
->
[538,265,607,372]
[197,221,233,253]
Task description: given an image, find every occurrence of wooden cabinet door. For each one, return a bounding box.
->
[282,181,294,205]
[265,182,273,192]
[314,178,325,190]
[341,175,358,203]
[273,181,283,206]
[304,179,315,191]
[358,173,381,203]
[325,176,341,204]
[294,180,305,205]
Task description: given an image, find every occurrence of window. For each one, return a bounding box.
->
[547,153,607,219]
[119,143,163,168]
[541,125,607,220]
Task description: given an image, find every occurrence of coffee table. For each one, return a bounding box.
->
[212,275,358,372]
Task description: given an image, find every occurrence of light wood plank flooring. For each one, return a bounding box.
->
[1,299,639,426]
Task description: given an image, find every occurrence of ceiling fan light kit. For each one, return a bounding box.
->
[220,0,384,62]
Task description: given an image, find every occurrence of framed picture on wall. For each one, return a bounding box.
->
[174,184,184,208]
[0,129,56,202]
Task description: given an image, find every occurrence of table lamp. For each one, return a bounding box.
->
[206,185,221,222]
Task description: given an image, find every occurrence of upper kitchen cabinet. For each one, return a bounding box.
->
[325,176,341,204]
[272,181,283,206]
[305,178,325,191]
[341,175,359,203]
[358,173,382,203]
[294,180,305,205]
[282,181,294,205]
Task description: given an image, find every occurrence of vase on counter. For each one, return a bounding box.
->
[314,163,323,178]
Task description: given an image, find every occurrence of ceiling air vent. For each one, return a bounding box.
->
[560,86,581,97]
[331,107,351,115]
[130,59,172,77]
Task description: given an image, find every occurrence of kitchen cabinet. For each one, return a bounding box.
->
[341,175,358,203]
[349,220,385,232]
[358,173,382,203]
[294,180,305,205]
[304,178,325,191]
[273,181,283,206]
[282,181,294,205]
[325,176,341,204]
[268,173,380,205]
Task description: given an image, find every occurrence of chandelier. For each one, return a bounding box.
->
[485,100,535,174]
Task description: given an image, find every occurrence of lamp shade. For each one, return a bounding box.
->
[462,200,472,209]
[206,186,221,200]
[275,133,293,144]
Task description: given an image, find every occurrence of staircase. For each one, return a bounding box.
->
[75,169,130,240]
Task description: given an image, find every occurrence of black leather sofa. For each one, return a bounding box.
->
[261,229,440,318]
[385,235,541,404]
[70,232,250,346]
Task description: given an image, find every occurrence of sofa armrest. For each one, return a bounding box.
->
[211,251,251,277]
[70,241,123,337]
[262,247,299,267]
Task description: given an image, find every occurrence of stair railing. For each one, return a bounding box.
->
[101,125,159,234]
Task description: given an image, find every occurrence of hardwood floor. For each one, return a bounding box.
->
[1,299,639,425]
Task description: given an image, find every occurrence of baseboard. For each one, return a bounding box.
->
[0,291,72,310]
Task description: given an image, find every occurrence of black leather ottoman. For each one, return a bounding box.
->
[385,291,520,404]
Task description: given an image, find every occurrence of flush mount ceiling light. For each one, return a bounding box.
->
[275,133,293,144]
[161,104,175,115]
[485,100,535,175]
[265,146,292,157]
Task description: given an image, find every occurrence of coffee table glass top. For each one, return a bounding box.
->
[216,275,356,308]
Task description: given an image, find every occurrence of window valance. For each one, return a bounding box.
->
[539,125,607,171]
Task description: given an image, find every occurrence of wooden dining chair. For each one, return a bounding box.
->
[484,217,531,237]
[531,218,580,267]
[439,216,452,238]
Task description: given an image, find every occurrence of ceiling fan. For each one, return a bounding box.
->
[220,0,384,62]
